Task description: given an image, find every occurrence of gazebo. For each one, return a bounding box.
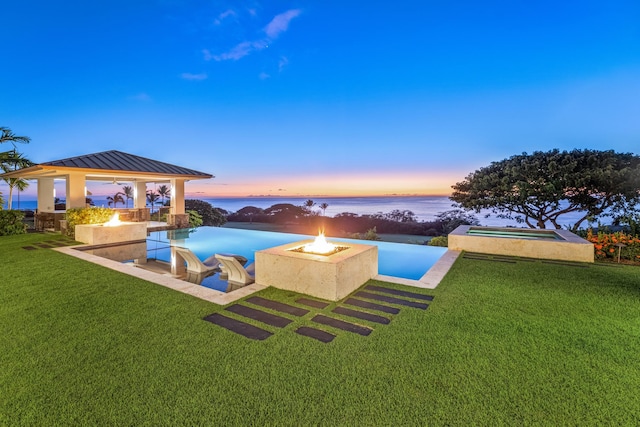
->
[0,150,213,229]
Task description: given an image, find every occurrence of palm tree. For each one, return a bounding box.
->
[1,149,33,210]
[319,202,329,216]
[303,199,316,215]
[157,184,171,206]
[0,127,31,147]
[122,185,134,208]
[106,192,125,208]
[146,190,160,212]
[0,128,31,209]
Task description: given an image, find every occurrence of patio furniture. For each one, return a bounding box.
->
[174,247,221,274]
[215,254,256,286]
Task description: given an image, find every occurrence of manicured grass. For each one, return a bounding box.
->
[1,233,639,425]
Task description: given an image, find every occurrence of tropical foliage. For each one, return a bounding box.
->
[184,199,227,226]
[451,149,640,231]
[0,127,32,209]
[157,185,171,205]
[121,186,134,208]
[586,229,640,263]
[435,209,480,234]
[106,192,125,208]
[65,207,115,237]
[0,210,27,235]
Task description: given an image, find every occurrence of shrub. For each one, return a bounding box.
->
[65,207,115,237]
[187,210,203,228]
[586,229,640,262]
[350,227,381,241]
[0,210,27,236]
[428,236,448,247]
[184,200,227,227]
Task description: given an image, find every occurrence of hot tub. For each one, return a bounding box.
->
[448,225,593,263]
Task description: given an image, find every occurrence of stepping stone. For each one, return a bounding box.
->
[296,298,330,309]
[295,326,335,343]
[366,284,434,301]
[332,306,390,325]
[225,304,292,328]
[312,314,372,336]
[22,246,38,251]
[344,298,400,314]
[36,243,53,248]
[246,296,309,317]
[542,260,589,268]
[203,313,272,340]
[467,257,516,263]
[355,291,429,310]
[464,253,489,258]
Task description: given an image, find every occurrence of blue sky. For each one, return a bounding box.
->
[2,0,639,199]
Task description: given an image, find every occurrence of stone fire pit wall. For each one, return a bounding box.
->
[75,222,147,245]
[255,240,378,302]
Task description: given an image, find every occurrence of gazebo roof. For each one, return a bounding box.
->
[0,150,213,182]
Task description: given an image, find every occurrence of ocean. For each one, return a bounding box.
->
[4,195,592,228]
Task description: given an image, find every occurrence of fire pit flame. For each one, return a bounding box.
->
[103,213,123,227]
[303,232,336,255]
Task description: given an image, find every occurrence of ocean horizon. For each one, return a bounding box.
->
[4,194,595,228]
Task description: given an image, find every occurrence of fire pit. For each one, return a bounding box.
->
[75,213,147,245]
[255,232,377,301]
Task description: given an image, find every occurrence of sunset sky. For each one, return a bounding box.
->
[2,0,639,199]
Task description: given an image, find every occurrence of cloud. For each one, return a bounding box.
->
[264,9,301,39]
[278,56,289,71]
[205,9,301,62]
[181,72,208,81]
[259,72,271,80]
[214,9,236,25]
[208,40,267,61]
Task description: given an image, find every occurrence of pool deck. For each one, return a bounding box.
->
[55,245,460,305]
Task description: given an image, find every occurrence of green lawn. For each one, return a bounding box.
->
[1,233,639,425]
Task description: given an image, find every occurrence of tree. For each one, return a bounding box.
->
[0,127,31,209]
[451,149,640,231]
[1,149,33,210]
[122,185,134,208]
[303,199,316,215]
[265,203,307,222]
[435,209,480,234]
[0,127,31,146]
[146,190,160,211]
[107,192,125,208]
[157,184,171,206]
[185,199,227,226]
[319,202,329,216]
[384,209,417,223]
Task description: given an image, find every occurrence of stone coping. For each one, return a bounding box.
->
[449,225,593,263]
[55,244,459,305]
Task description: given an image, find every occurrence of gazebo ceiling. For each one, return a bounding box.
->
[0,150,214,182]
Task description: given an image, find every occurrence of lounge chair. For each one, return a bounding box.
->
[174,247,221,274]
[215,254,256,286]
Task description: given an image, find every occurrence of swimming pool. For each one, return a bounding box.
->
[146,227,447,281]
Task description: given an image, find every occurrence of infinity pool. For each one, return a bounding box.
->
[145,227,447,281]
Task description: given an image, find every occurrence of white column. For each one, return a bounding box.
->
[171,179,185,215]
[66,172,87,209]
[134,181,147,209]
[37,178,55,212]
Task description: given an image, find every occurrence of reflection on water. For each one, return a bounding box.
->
[79,226,447,291]
[81,241,147,262]
[185,270,248,293]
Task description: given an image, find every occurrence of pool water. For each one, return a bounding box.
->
[466,227,563,240]
[146,227,447,282]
